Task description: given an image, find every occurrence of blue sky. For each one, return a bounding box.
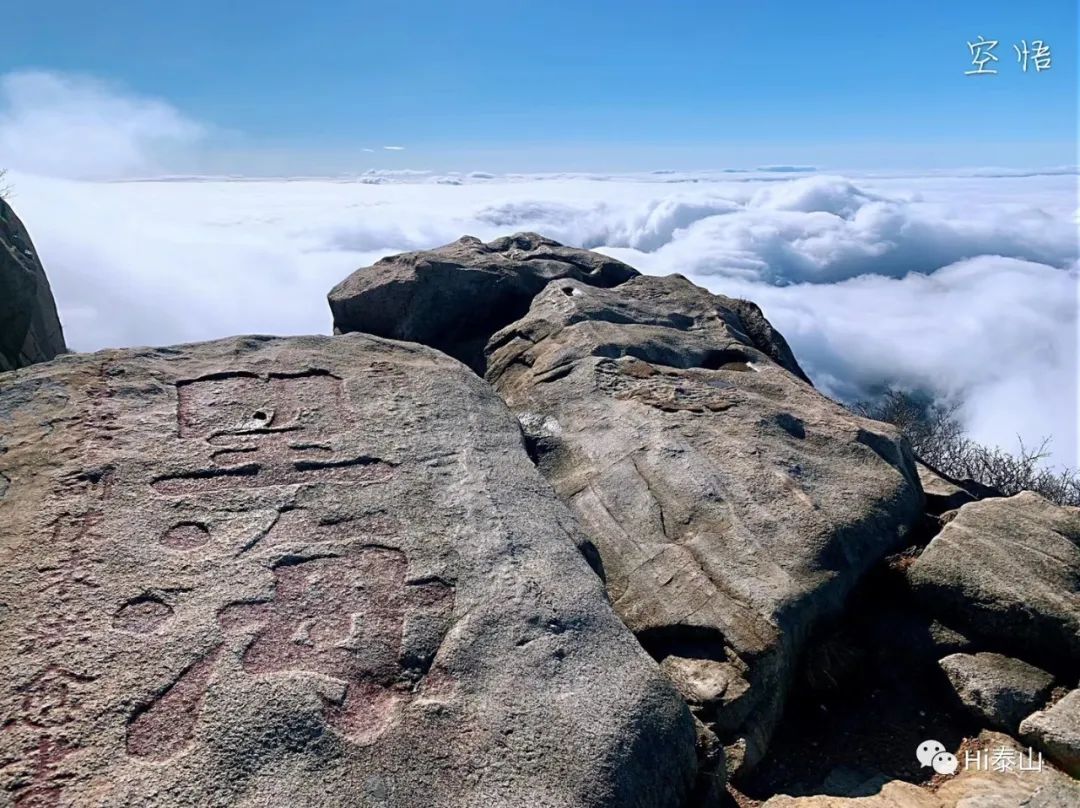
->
[1,1,1077,172]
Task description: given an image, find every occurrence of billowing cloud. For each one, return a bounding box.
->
[0,70,205,180]
[713,258,1078,467]
[468,175,1076,284]
[8,167,1077,467]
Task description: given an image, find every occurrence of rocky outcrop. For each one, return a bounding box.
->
[328,234,640,373]
[938,652,1055,732]
[0,334,697,807]
[908,492,1080,674]
[1022,689,1080,778]
[483,272,923,772]
[6,227,1075,806]
[329,237,922,775]
[0,197,66,371]
[328,233,812,383]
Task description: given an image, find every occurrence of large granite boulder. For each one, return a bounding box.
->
[938,652,1055,732]
[0,334,697,807]
[908,492,1080,674]
[328,233,640,373]
[1022,689,1080,778]
[325,238,923,773]
[482,273,924,771]
[0,197,67,371]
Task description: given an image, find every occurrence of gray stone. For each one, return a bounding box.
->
[0,334,697,807]
[916,461,1000,517]
[909,492,1080,673]
[1021,689,1080,778]
[938,652,1055,732]
[328,232,814,385]
[917,462,976,515]
[926,620,976,657]
[716,296,812,385]
[0,197,66,371]
[328,233,640,373]
[484,272,923,771]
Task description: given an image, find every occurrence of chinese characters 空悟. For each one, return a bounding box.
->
[965,37,1052,75]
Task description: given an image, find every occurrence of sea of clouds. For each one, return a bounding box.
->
[2,70,1077,467]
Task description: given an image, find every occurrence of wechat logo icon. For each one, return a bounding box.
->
[916,740,959,775]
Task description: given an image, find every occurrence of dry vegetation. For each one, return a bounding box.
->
[855,389,1080,507]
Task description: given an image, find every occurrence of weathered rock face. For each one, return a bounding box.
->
[938,652,1055,732]
[908,492,1080,675]
[915,462,999,517]
[328,234,640,373]
[0,197,67,371]
[916,463,975,515]
[1022,689,1080,778]
[483,273,924,771]
[0,334,697,807]
[325,236,924,775]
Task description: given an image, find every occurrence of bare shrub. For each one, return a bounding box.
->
[854,389,1080,507]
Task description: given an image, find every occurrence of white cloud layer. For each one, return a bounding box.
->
[1,72,1075,468]
[12,168,1076,468]
[0,71,204,179]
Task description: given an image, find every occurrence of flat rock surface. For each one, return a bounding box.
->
[0,334,697,807]
[0,197,66,371]
[1022,689,1080,778]
[908,493,1080,674]
[484,273,923,771]
[938,652,1055,732]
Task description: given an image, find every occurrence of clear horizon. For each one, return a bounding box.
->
[1,2,1077,178]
